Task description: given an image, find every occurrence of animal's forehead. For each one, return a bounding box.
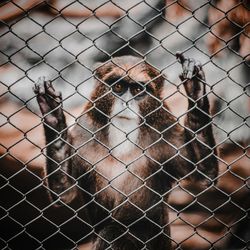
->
[102,62,158,83]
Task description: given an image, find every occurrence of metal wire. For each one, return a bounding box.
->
[0,0,249,249]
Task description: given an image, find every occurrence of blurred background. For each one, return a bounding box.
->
[0,0,249,249]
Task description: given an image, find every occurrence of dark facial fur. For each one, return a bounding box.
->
[88,56,170,127]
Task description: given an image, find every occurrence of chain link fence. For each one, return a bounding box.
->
[0,0,249,249]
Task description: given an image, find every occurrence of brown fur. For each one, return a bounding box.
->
[35,55,218,249]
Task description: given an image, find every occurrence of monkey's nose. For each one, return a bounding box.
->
[122,102,131,108]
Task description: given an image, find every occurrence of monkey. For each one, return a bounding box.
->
[33,53,218,249]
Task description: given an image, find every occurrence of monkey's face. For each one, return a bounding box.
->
[92,56,164,131]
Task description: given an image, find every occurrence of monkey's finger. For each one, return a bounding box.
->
[194,62,205,81]
[197,69,206,82]
[33,84,40,95]
[45,80,54,91]
[45,81,62,100]
[182,59,189,78]
[176,52,186,64]
[195,61,202,71]
[186,59,195,79]
[179,73,185,81]
[33,76,46,95]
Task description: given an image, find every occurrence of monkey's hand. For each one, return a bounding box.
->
[176,53,209,132]
[176,53,218,184]
[33,77,66,135]
[34,78,76,204]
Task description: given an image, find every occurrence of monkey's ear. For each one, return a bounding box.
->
[93,61,114,80]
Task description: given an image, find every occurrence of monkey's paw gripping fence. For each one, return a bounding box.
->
[0,0,249,249]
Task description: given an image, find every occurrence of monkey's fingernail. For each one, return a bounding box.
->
[187,71,193,79]
[45,81,52,89]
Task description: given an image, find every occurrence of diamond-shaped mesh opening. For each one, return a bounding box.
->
[0,0,249,249]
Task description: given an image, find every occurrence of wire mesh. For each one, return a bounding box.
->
[0,0,249,249]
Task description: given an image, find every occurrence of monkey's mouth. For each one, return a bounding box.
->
[112,109,139,121]
[116,115,132,120]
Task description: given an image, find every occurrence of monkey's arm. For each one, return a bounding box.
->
[176,53,218,182]
[34,78,78,204]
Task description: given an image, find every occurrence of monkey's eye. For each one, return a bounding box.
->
[112,82,125,95]
[131,84,146,97]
